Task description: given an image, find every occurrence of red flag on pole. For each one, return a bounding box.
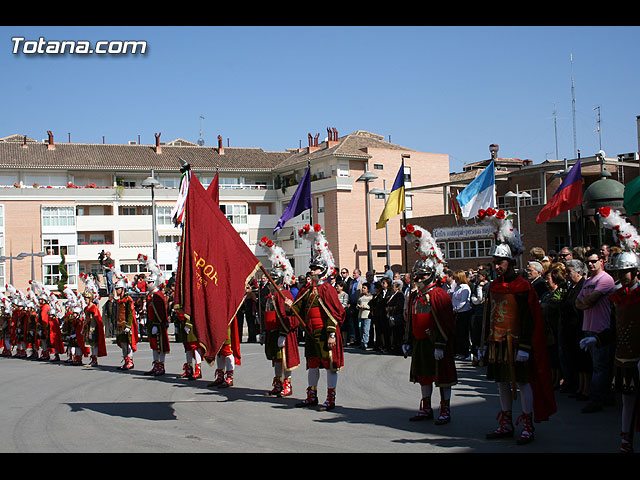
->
[174,172,261,364]
[207,172,219,205]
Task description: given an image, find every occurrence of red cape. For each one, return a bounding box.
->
[84,303,108,357]
[490,275,557,422]
[40,304,65,354]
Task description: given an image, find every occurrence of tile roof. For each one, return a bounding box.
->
[273,130,415,171]
[0,130,420,174]
[0,138,289,172]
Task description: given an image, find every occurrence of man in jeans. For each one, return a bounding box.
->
[576,248,616,413]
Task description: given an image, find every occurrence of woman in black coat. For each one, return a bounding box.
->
[369,280,390,353]
[385,279,406,356]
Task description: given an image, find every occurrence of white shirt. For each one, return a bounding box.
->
[451,284,472,313]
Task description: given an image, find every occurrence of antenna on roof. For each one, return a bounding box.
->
[198,115,205,146]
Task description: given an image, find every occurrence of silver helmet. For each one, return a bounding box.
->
[309,256,328,277]
[606,251,640,271]
[490,242,514,260]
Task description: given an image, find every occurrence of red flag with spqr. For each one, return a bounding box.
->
[174,172,260,364]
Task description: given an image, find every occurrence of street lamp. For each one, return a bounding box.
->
[19,239,47,281]
[356,169,378,274]
[142,175,161,262]
[370,182,390,268]
[504,185,530,269]
[0,243,26,285]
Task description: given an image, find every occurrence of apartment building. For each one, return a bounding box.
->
[0,129,450,291]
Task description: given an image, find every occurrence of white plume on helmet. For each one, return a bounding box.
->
[298,224,337,279]
[138,253,165,291]
[478,208,523,259]
[79,273,100,302]
[400,223,445,280]
[599,207,640,271]
[63,286,83,314]
[258,237,295,286]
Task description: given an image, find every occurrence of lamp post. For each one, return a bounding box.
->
[370,181,390,269]
[504,185,530,269]
[0,242,26,285]
[19,238,46,281]
[356,169,378,274]
[142,175,162,262]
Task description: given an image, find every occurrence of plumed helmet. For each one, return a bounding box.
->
[79,273,100,302]
[401,223,445,281]
[478,208,523,260]
[137,253,165,291]
[298,224,336,280]
[258,237,295,287]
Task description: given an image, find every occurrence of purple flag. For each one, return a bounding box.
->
[273,166,312,233]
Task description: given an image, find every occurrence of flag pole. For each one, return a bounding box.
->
[565,157,572,247]
[259,264,311,335]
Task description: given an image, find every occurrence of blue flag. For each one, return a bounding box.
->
[273,166,312,233]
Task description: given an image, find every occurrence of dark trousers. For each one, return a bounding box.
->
[454,309,473,357]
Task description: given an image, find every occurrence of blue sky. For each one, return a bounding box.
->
[2,26,638,173]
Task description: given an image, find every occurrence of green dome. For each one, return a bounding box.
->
[583,177,625,209]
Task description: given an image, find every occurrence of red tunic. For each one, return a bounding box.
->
[293,281,346,370]
[267,289,300,371]
[146,290,171,354]
[407,286,457,387]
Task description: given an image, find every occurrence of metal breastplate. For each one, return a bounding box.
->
[488,291,520,341]
[84,311,98,343]
[116,302,129,333]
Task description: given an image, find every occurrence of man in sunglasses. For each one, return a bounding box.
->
[576,249,616,414]
[558,247,573,264]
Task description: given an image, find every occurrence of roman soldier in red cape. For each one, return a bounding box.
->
[137,255,171,377]
[47,292,65,362]
[79,275,107,367]
[30,281,65,362]
[34,288,52,360]
[587,207,640,453]
[287,224,346,411]
[112,270,138,370]
[258,237,300,397]
[401,224,457,425]
[479,208,556,446]
[10,290,29,358]
[63,287,88,366]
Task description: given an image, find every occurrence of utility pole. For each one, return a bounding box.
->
[594,105,602,151]
[552,102,559,160]
[571,53,578,159]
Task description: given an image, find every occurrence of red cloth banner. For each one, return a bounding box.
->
[175,173,260,364]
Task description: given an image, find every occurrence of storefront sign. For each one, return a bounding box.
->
[432,224,494,240]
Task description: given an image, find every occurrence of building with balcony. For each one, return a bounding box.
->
[0,129,450,291]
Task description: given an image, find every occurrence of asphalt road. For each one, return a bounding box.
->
[0,338,625,453]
